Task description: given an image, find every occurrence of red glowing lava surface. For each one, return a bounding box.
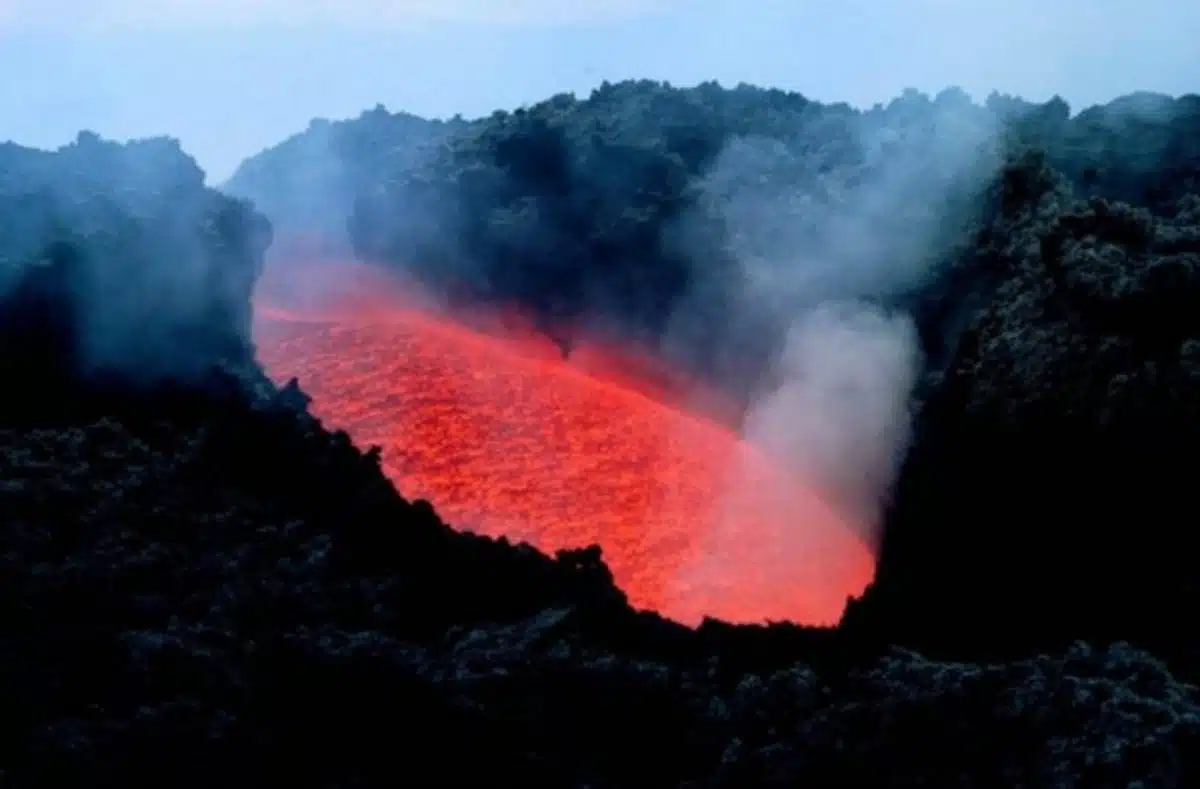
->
[252,259,875,626]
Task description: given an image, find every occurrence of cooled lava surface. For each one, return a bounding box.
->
[252,259,874,626]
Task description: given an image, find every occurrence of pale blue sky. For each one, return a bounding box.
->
[1,0,1196,183]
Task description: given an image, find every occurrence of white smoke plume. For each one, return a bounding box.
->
[669,92,1002,555]
[742,302,919,543]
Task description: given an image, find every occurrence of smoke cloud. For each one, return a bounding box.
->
[666,92,1003,551]
[741,303,919,541]
[230,84,1021,623]
[0,133,271,392]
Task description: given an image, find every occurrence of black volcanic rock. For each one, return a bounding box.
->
[850,158,1200,668]
[4,94,1200,786]
[228,85,1200,405]
[5,369,1200,787]
[0,132,271,412]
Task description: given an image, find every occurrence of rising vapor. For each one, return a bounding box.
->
[666,93,1001,560]
[742,302,919,541]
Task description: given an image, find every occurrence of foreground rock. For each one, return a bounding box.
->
[6,113,1200,786]
[853,159,1200,668]
[3,382,1199,787]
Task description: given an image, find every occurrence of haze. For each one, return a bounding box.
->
[1,0,1197,183]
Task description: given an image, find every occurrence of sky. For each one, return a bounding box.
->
[1,0,1197,183]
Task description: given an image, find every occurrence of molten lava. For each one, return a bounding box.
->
[253,260,875,626]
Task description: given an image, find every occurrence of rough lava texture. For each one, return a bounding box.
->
[6,375,1200,787]
[848,157,1200,667]
[3,91,1200,786]
[228,86,1200,398]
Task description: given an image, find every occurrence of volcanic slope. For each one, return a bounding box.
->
[253,261,873,626]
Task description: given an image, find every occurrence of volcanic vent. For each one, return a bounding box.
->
[253,259,874,626]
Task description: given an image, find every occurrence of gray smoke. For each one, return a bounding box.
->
[669,89,1004,544]
[741,303,919,541]
[0,131,270,385]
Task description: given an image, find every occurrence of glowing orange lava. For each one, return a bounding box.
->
[253,259,875,626]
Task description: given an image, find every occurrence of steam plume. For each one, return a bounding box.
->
[670,92,1001,552]
[742,302,919,542]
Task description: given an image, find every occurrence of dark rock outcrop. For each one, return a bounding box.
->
[5,95,1200,786]
[851,158,1200,670]
[0,132,271,419]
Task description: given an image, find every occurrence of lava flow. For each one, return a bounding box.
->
[252,259,875,626]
